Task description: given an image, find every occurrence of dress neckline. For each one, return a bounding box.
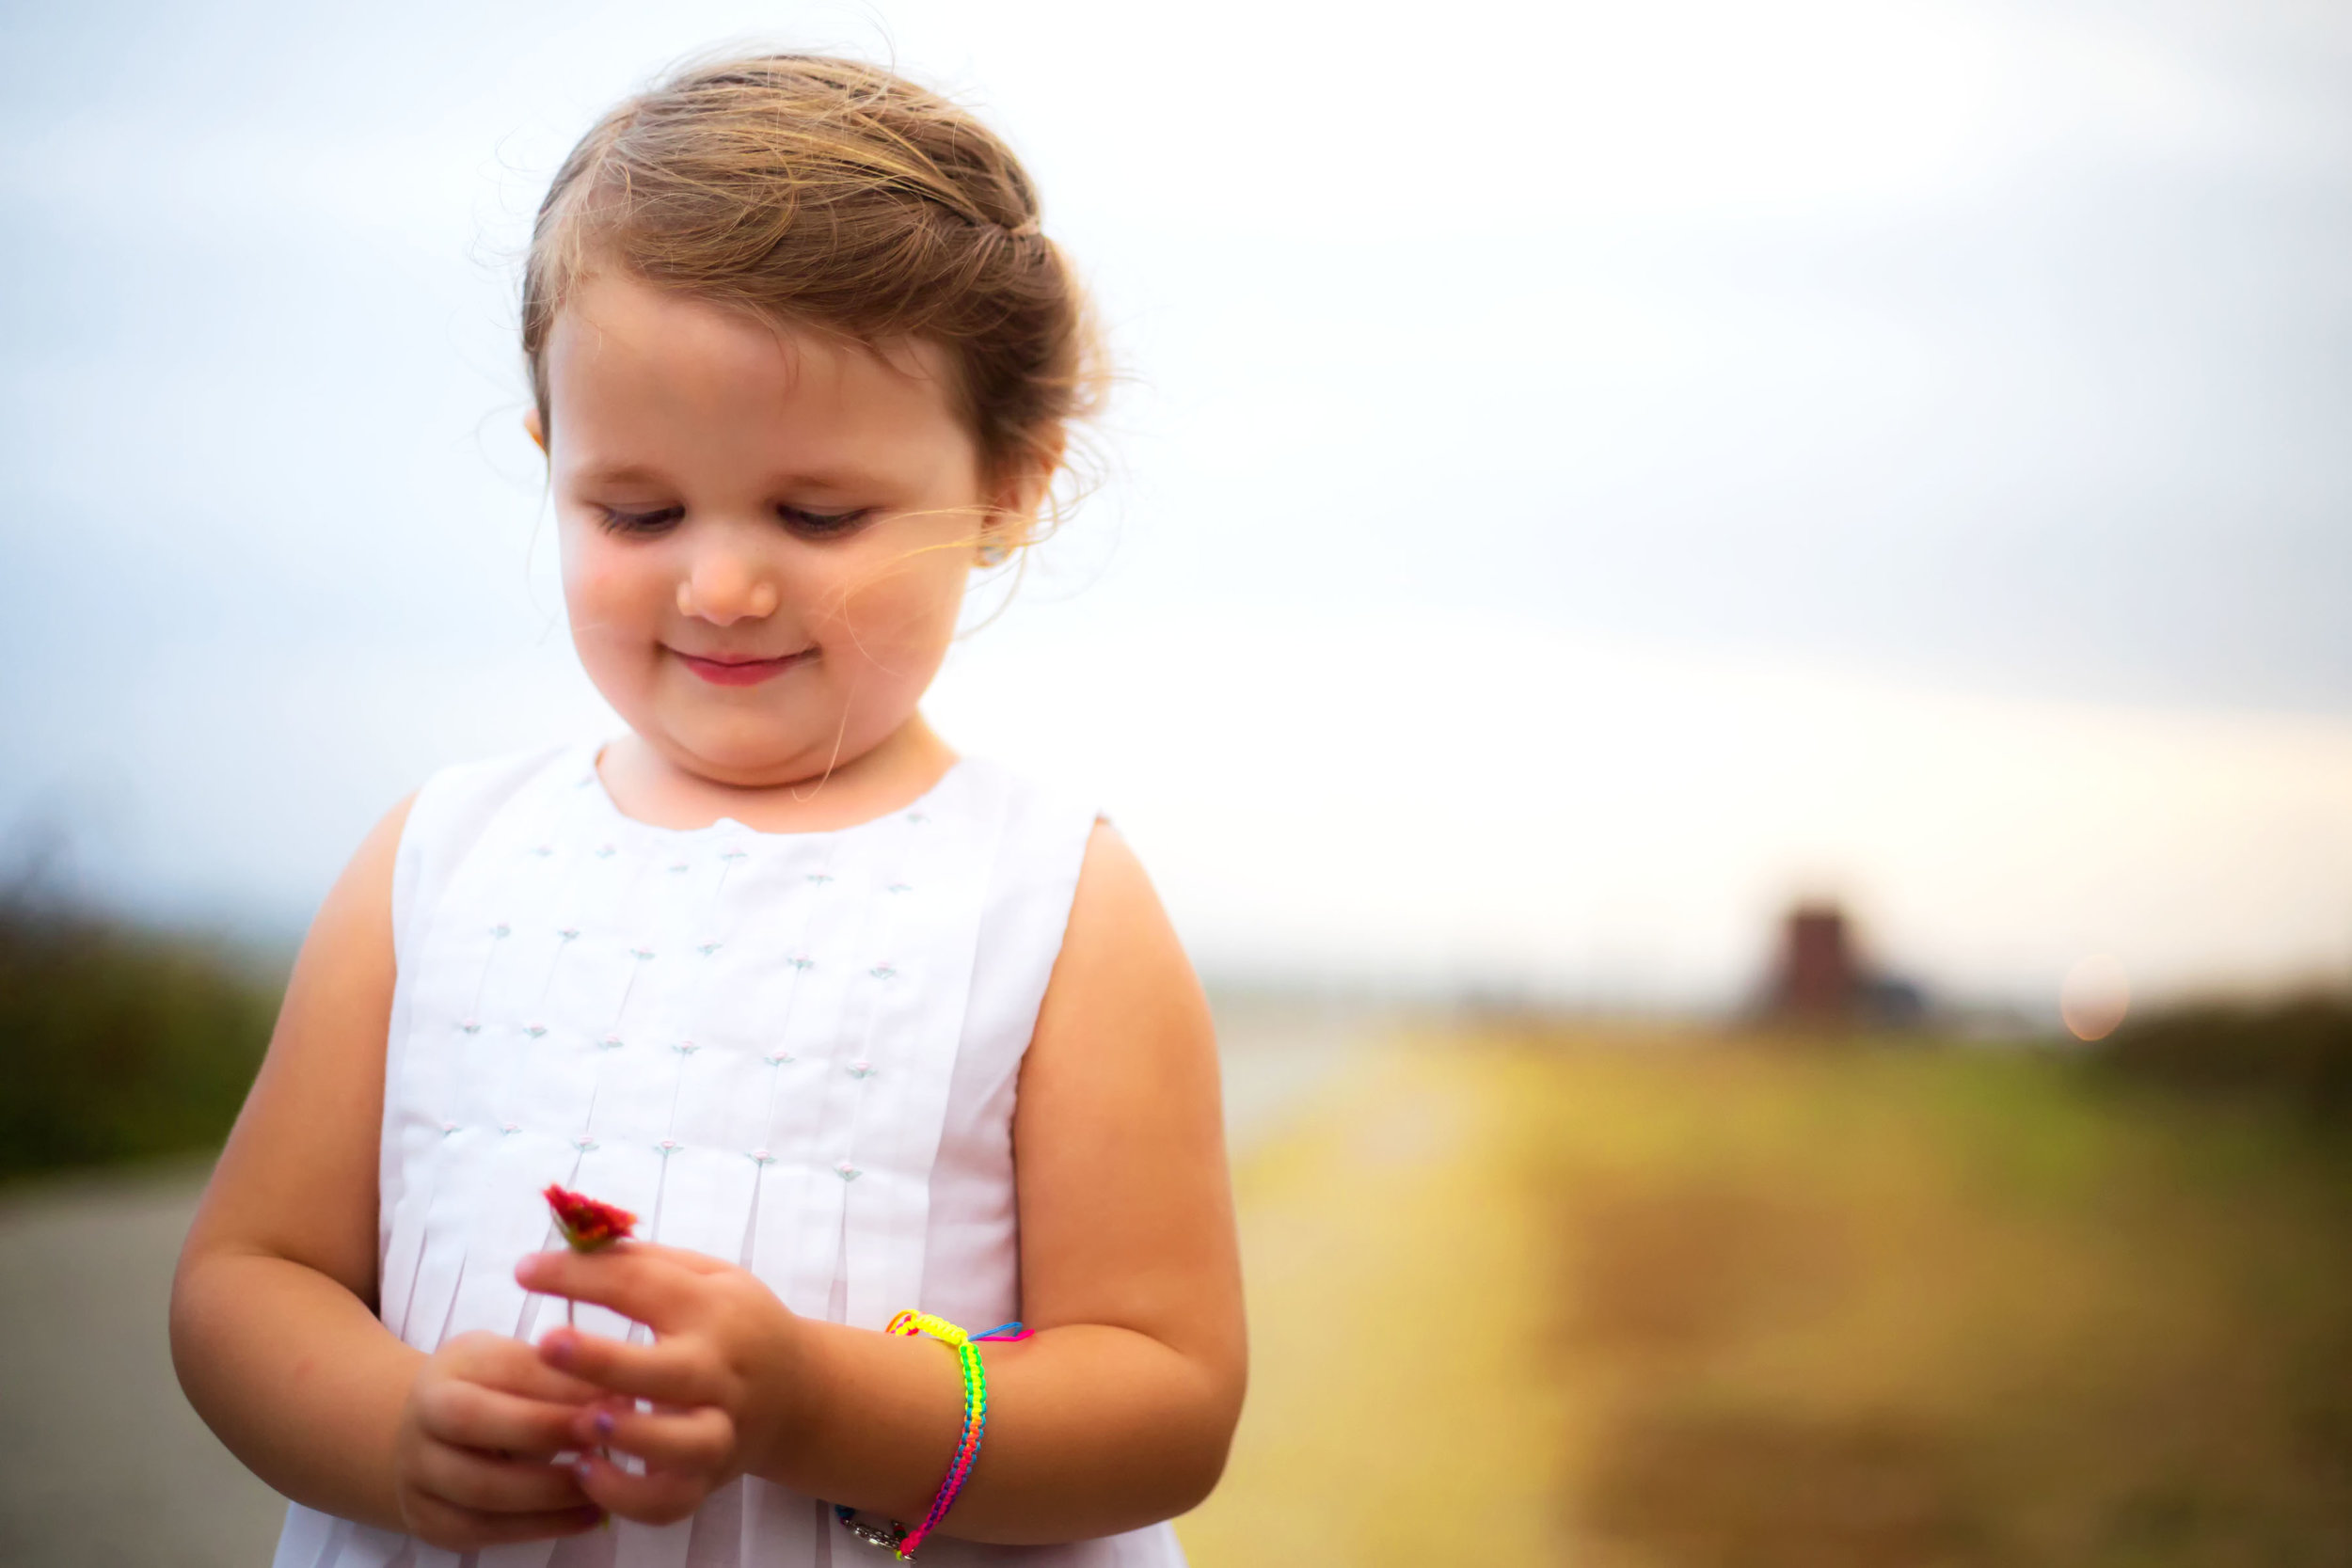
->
[574,739,972,844]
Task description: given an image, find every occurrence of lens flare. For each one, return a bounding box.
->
[2060,955,2131,1041]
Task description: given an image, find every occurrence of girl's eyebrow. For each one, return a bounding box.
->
[573,460,892,494]
[575,462,671,488]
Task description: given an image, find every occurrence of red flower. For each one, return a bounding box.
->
[543,1184,636,1251]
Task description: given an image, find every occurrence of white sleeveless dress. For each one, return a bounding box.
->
[272,741,1189,1568]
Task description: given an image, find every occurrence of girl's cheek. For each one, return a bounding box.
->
[562,544,647,621]
[806,563,896,647]
[833,589,943,670]
[827,546,965,641]
[556,533,601,610]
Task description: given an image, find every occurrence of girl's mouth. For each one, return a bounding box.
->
[671,647,817,687]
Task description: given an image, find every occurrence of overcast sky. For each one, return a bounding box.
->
[4,0,2349,1014]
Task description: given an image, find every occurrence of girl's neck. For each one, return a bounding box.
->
[595,715,959,835]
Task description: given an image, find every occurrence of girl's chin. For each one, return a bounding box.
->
[662,736,823,785]
[646,716,884,789]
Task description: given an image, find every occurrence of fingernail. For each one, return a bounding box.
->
[593,1409,615,1438]
[544,1333,573,1365]
[574,1459,596,1481]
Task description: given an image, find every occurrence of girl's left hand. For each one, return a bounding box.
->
[514,1242,808,1526]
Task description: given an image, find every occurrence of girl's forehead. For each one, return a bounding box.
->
[549,273,957,420]
[545,272,972,478]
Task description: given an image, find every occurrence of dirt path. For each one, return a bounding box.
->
[1174,1043,1567,1565]
[0,1161,289,1566]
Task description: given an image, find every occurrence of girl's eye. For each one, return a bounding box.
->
[778,504,872,539]
[598,505,684,536]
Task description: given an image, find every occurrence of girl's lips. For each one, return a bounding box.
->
[672,647,815,687]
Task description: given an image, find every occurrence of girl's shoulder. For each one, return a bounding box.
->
[391,741,583,967]
[936,754,1109,905]
[946,753,1102,837]
[405,740,583,837]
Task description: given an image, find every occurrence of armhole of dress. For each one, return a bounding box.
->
[911,766,1100,1323]
[993,777,1105,1067]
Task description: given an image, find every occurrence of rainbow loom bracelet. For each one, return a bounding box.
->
[834,1313,1034,1560]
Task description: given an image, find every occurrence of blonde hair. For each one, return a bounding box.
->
[522,53,1104,532]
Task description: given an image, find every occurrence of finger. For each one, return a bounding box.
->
[610,1241,734,1275]
[537,1327,715,1405]
[403,1493,605,1549]
[515,1246,703,1328]
[415,1380,589,1460]
[576,1401,734,1471]
[412,1438,596,1514]
[572,1452,714,1528]
[439,1330,609,1405]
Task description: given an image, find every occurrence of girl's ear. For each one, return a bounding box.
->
[523,406,548,454]
[988,435,1065,534]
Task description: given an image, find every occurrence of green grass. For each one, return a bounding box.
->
[1184,1027,2352,1568]
[0,903,285,1181]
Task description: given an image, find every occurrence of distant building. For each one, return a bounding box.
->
[1761,902,1925,1029]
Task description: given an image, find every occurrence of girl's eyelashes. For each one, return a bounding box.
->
[597,504,684,537]
[777,504,873,539]
[588,502,875,539]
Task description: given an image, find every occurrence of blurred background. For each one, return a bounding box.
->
[3,0,2348,1562]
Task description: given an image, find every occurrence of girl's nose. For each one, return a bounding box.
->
[676,548,780,625]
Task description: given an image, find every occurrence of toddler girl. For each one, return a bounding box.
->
[170,53,1244,1568]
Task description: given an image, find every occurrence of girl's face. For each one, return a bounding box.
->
[539,271,993,790]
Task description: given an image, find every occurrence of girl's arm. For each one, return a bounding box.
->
[170,800,604,1545]
[527,820,1247,1541]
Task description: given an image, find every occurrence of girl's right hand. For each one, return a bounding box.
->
[392,1330,611,1548]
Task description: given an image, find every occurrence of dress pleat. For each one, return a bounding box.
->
[612,1515,695,1568]
[475,1541,559,1568]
